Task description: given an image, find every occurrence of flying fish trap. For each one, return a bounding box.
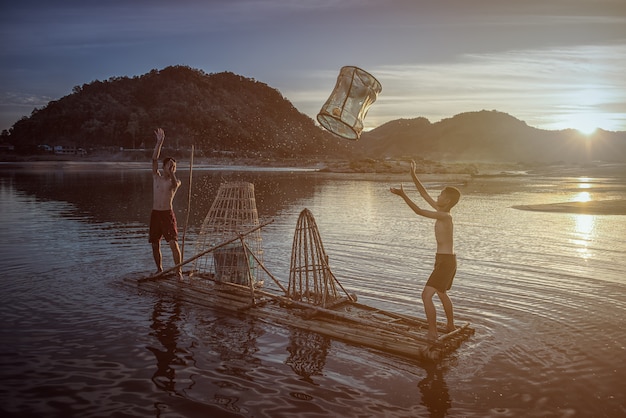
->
[317,66,382,140]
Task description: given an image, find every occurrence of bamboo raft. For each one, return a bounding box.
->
[126,183,474,363]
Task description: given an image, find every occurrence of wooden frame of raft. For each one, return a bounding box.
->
[129,216,474,362]
[130,273,473,362]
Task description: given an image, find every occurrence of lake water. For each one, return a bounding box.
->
[1,162,625,417]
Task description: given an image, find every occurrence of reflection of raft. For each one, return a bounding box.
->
[128,184,474,362]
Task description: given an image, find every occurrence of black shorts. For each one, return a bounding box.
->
[149,209,178,243]
[425,253,456,292]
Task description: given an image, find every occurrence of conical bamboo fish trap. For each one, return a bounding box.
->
[288,208,343,307]
[191,182,264,285]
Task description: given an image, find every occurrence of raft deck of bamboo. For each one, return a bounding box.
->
[126,272,474,362]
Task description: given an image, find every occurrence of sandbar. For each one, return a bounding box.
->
[513,200,626,215]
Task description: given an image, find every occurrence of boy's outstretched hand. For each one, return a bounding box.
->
[155,128,165,143]
[410,160,419,178]
[390,184,405,197]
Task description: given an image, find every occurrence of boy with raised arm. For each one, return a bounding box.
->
[149,128,183,280]
[390,161,461,342]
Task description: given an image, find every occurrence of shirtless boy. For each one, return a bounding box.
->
[390,161,461,342]
[149,128,183,279]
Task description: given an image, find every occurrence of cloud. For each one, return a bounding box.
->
[354,44,626,130]
[0,92,52,108]
[0,0,625,131]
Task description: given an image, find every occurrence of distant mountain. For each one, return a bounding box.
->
[4,65,350,159]
[3,66,624,164]
[358,111,626,163]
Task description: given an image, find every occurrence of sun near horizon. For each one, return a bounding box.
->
[561,111,620,136]
[575,125,599,136]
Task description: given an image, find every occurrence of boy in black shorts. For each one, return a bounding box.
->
[391,161,461,342]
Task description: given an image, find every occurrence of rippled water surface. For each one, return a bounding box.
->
[1,163,625,417]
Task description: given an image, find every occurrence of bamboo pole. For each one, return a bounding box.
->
[181,144,194,259]
[240,235,256,305]
[176,276,432,344]
[240,240,288,294]
[228,285,445,348]
[357,303,456,334]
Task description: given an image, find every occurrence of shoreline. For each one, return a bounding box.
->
[513,200,626,216]
[0,160,472,184]
[1,157,624,179]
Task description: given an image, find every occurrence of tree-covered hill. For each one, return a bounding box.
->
[5,65,351,158]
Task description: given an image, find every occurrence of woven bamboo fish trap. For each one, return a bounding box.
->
[288,208,347,308]
[191,182,264,285]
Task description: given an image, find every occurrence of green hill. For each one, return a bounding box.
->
[5,65,351,159]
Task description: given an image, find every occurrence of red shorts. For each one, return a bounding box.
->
[425,253,456,292]
[149,210,178,243]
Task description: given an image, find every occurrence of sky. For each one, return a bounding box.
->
[1,0,625,134]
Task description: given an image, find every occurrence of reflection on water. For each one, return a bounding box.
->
[1,165,626,417]
[1,168,324,227]
[285,329,330,384]
[418,365,451,418]
[148,298,184,394]
[572,214,595,259]
[572,190,591,202]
